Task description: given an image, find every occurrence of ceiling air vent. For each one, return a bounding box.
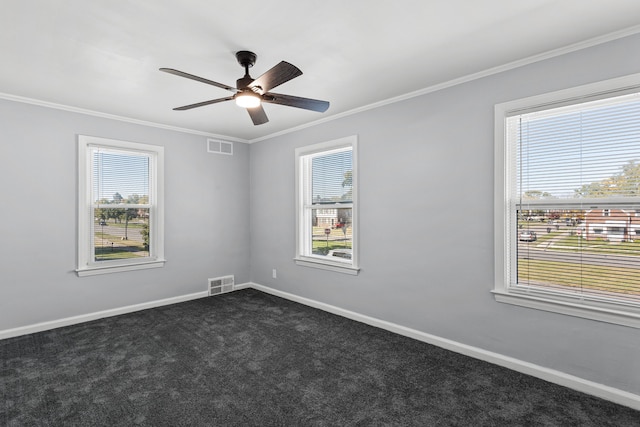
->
[207,138,233,155]
[208,275,235,296]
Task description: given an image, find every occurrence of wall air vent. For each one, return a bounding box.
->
[208,275,235,296]
[207,138,233,155]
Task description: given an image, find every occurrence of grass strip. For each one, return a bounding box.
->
[518,258,640,296]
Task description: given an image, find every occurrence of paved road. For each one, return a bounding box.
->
[96,223,144,243]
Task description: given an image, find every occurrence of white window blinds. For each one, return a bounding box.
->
[311,148,353,204]
[512,92,640,204]
[92,148,150,205]
[509,91,640,306]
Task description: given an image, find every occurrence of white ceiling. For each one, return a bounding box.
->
[2,1,640,142]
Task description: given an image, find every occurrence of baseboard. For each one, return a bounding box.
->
[233,282,253,291]
[245,282,640,411]
[0,282,257,340]
[0,291,209,340]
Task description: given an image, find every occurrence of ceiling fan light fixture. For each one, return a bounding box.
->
[235,92,261,108]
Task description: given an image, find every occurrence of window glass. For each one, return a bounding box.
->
[312,149,353,202]
[92,148,151,262]
[310,149,353,259]
[510,93,640,305]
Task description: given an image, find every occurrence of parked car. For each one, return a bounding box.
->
[327,249,352,260]
[519,230,537,242]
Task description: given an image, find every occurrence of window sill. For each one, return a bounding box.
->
[294,257,359,275]
[492,289,640,329]
[76,259,166,277]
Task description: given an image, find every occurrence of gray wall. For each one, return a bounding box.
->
[249,33,640,395]
[1,32,638,396]
[0,100,251,330]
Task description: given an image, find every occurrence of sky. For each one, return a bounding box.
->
[92,149,150,202]
[312,148,352,202]
[515,94,640,199]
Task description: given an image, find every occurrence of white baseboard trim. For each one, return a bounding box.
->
[245,282,640,411]
[0,291,209,340]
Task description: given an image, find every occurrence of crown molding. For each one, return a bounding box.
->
[0,92,250,143]
[3,24,639,145]
[248,24,640,143]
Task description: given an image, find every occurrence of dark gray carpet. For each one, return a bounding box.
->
[1,288,638,426]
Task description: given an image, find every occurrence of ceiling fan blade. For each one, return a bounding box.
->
[173,96,235,111]
[247,104,269,125]
[159,68,237,93]
[248,61,302,94]
[262,93,330,112]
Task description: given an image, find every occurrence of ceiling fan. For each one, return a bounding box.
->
[160,51,330,125]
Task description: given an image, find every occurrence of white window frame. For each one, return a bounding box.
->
[295,135,359,275]
[77,135,165,277]
[494,73,640,329]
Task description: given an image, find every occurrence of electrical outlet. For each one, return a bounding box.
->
[272,269,277,279]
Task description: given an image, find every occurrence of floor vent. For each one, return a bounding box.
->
[207,138,233,155]
[208,275,235,296]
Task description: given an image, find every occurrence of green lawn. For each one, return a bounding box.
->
[95,247,146,260]
[311,226,352,255]
[548,235,640,256]
[518,258,640,298]
[94,231,147,260]
[96,221,145,228]
[531,231,557,244]
[312,239,352,256]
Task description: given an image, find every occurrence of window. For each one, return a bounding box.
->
[77,135,164,276]
[495,74,640,328]
[295,135,358,274]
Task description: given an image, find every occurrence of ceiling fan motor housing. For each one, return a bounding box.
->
[235,51,258,90]
[235,50,256,68]
[236,76,255,90]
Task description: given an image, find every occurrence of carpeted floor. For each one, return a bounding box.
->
[1,288,638,426]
